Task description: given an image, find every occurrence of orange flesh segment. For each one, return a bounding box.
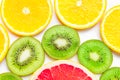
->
[58,0,103,25]
[3,0,50,33]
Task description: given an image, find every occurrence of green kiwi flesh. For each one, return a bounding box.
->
[6,37,44,76]
[100,67,120,80]
[0,72,22,80]
[42,25,80,59]
[78,40,113,74]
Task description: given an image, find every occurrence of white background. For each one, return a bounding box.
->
[0,0,120,80]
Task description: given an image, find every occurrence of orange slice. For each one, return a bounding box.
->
[101,5,120,55]
[1,0,52,36]
[0,24,9,63]
[55,0,106,29]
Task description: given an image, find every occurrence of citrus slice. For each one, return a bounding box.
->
[101,5,120,54]
[30,60,96,80]
[1,0,52,36]
[0,24,9,63]
[55,0,106,29]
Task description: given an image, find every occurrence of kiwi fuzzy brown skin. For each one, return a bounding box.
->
[78,39,113,74]
[0,72,22,80]
[42,25,80,59]
[100,67,120,80]
[6,37,45,76]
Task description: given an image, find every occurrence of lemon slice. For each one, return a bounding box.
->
[0,24,9,62]
[2,0,52,36]
[101,5,120,54]
[55,0,106,29]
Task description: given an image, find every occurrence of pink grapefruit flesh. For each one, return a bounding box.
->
[31,60,96,80]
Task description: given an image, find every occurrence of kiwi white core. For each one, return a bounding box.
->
[90,52,100,61]
[77,0,82,7]
[22,7,30,15]
[54,38,68,48]
[18,49,31,63]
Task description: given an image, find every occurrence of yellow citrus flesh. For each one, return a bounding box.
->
[2,0,52,36]
[101,5,120,54]
[0,24,9,63]
[55,0,106,29]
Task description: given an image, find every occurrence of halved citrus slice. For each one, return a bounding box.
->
[55,0,106,29]
[1,0,52,36]
[0,24,9,63]
[30,60,96,80]
[101,5,120,54]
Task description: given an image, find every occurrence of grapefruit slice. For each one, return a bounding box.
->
[30,60,96,80]
[1,0,52,36]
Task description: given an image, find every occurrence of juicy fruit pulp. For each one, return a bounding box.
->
[100,67,120,80]
[7,37,44,76]
[42,25,80,59]
[0,24,9,63]
[78,40,113,74]
[2,0,52,36]
[31,60,95,80]
[55,0,106,29]
[36,64,91,80]
[0,72,22,80]
[101,5,120,54]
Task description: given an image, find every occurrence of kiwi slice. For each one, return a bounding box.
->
[0,72,22,80]
[6,37,44,76]
[78,40,113,74]
[42,25,80,59]
[100,67,120,80]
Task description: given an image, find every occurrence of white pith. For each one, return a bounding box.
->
[77,0,82,7]
[22,7,30,15]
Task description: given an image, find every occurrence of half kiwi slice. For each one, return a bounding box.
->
[6,37,44,76]
[0,72,22,80]
[42,25,80,59]
[78,40,113,74]
[100,67,120,80]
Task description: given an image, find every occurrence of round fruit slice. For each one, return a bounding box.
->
[55,0,106,29]
[0,72,22,80]
[42,25,80,59]
[101,5,120,54]
[0,24,9,63]
[30,60,96,80]
[1,0,52,36]
[78,40,113,74]
[6,37,44,76]
[100,67,120,80]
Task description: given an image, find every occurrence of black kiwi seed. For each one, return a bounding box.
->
[42,25,80,59]
[78,39,113,74]
[100,67,120,80]
[6,37,44,76]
